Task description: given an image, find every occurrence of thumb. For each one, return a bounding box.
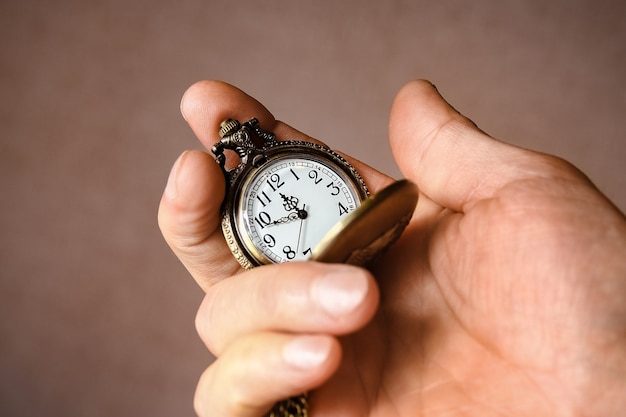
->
[389,80,559,212]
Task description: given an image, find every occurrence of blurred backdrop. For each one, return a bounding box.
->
[1,0,624,416]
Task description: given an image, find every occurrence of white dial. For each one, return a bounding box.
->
[236,155,363,264]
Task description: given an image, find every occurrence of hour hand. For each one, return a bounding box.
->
[272,207,308,225]
[280,193,300,212]
[272,211,300,225]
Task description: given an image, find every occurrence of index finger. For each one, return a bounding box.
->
[180,80,316,150]
[182,81,392,190]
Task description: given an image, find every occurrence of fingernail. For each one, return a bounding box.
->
[312,268,368,318]
[283,336,332,369]
[164,151,187,200]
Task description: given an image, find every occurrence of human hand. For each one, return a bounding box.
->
[158,80,626,416]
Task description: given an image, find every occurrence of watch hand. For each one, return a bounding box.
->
[271,206,309,225]
[272,211,301,225]
[296,204,307,254]
[279,193,300,212]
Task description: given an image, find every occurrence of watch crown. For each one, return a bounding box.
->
[219,119,241,138]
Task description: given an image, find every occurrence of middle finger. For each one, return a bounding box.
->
[196,262,379,356]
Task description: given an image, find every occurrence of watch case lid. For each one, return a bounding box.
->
[311,179,418,266]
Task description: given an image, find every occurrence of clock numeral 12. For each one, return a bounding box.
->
[266,174,285,192]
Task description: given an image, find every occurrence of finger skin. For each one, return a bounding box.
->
[389,80,626,416]
[181,80,392,186]
[158,149,237,291]
[388,80,593,212]
[196,262,379,356]
[180,80,276,149]
[195,333,341,417]
[180,80,319,150]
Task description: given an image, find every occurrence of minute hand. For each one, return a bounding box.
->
[296,204,307,254]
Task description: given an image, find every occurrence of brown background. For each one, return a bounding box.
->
[1,1,624,416]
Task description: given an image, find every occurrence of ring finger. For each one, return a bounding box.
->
[195,332,341,417]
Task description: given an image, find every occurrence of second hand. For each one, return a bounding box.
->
[296,204,306,255]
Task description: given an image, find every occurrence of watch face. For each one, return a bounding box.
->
[231,146,367,265]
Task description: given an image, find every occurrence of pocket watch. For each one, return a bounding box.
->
[211,118,419,417]
[212,118,419,270]
[213,118,369,269]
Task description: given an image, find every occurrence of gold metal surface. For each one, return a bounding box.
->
[267,394,308,417]
[312,179,418,265]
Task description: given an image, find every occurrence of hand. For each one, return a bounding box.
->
[158,80,626,416]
